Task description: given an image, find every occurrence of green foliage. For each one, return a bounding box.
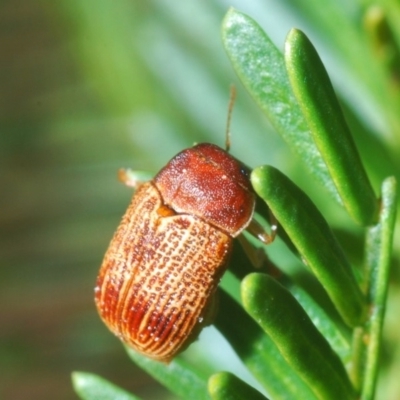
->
[251,165,366,328]
[284,28,378,226]
[221,8,339,202]
[241,273,355,400]
[72,372,142,400]
[4,1,393,400]
[208,371,268,400]
[125,348,209,400]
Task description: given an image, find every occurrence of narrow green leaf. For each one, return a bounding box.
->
[125,346,210,400]
[285,28,378,226]
[208,371,268,400]
[216,290,319,400]
[361,177,397,400]
[229,238,352,363]
[282,0,400,134]
[242,273,356,400]
[229,240,352,363]
[289,285,351,363]
[72,371,141,400]
[251,165,366,327]
[221,8,340,203]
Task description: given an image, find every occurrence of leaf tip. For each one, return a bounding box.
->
[71,371,85,388]
[285,27,299,42]
[250,165,265,187]
[222,7,239,30]
[251,165,277,201]
[208,371,227,394]
[240,272,261,310]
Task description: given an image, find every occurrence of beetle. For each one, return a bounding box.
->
[94,90,276,362]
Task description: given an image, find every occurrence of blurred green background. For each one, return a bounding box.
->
[1,0,399,399]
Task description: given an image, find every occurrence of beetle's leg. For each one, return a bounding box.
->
[118,169,151,189]
[237,235,267,269]
[246,210,278,245]
[237,234,282,278]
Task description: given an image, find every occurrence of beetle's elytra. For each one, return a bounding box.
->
[95,143,261,362]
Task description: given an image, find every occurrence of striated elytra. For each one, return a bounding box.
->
[95,143,264,362]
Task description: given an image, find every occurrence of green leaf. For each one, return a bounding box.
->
[283,0,400,133]
[285,28,378,226]
[361,177,397,399]
[72,371,141,400]
[229,240,352,363]
[215,290,318,400]
[242,273,356,400]
[251,165,366,327]
[208,371,268,400]
[289,285,351,363]
[221,8,339,203]
[125,346,210,400]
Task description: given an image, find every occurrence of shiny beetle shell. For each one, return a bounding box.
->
[95,143,256,362]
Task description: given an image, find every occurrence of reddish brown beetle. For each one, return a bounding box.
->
[95,91,276,362]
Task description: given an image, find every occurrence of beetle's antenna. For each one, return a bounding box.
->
[225,85,236,152]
